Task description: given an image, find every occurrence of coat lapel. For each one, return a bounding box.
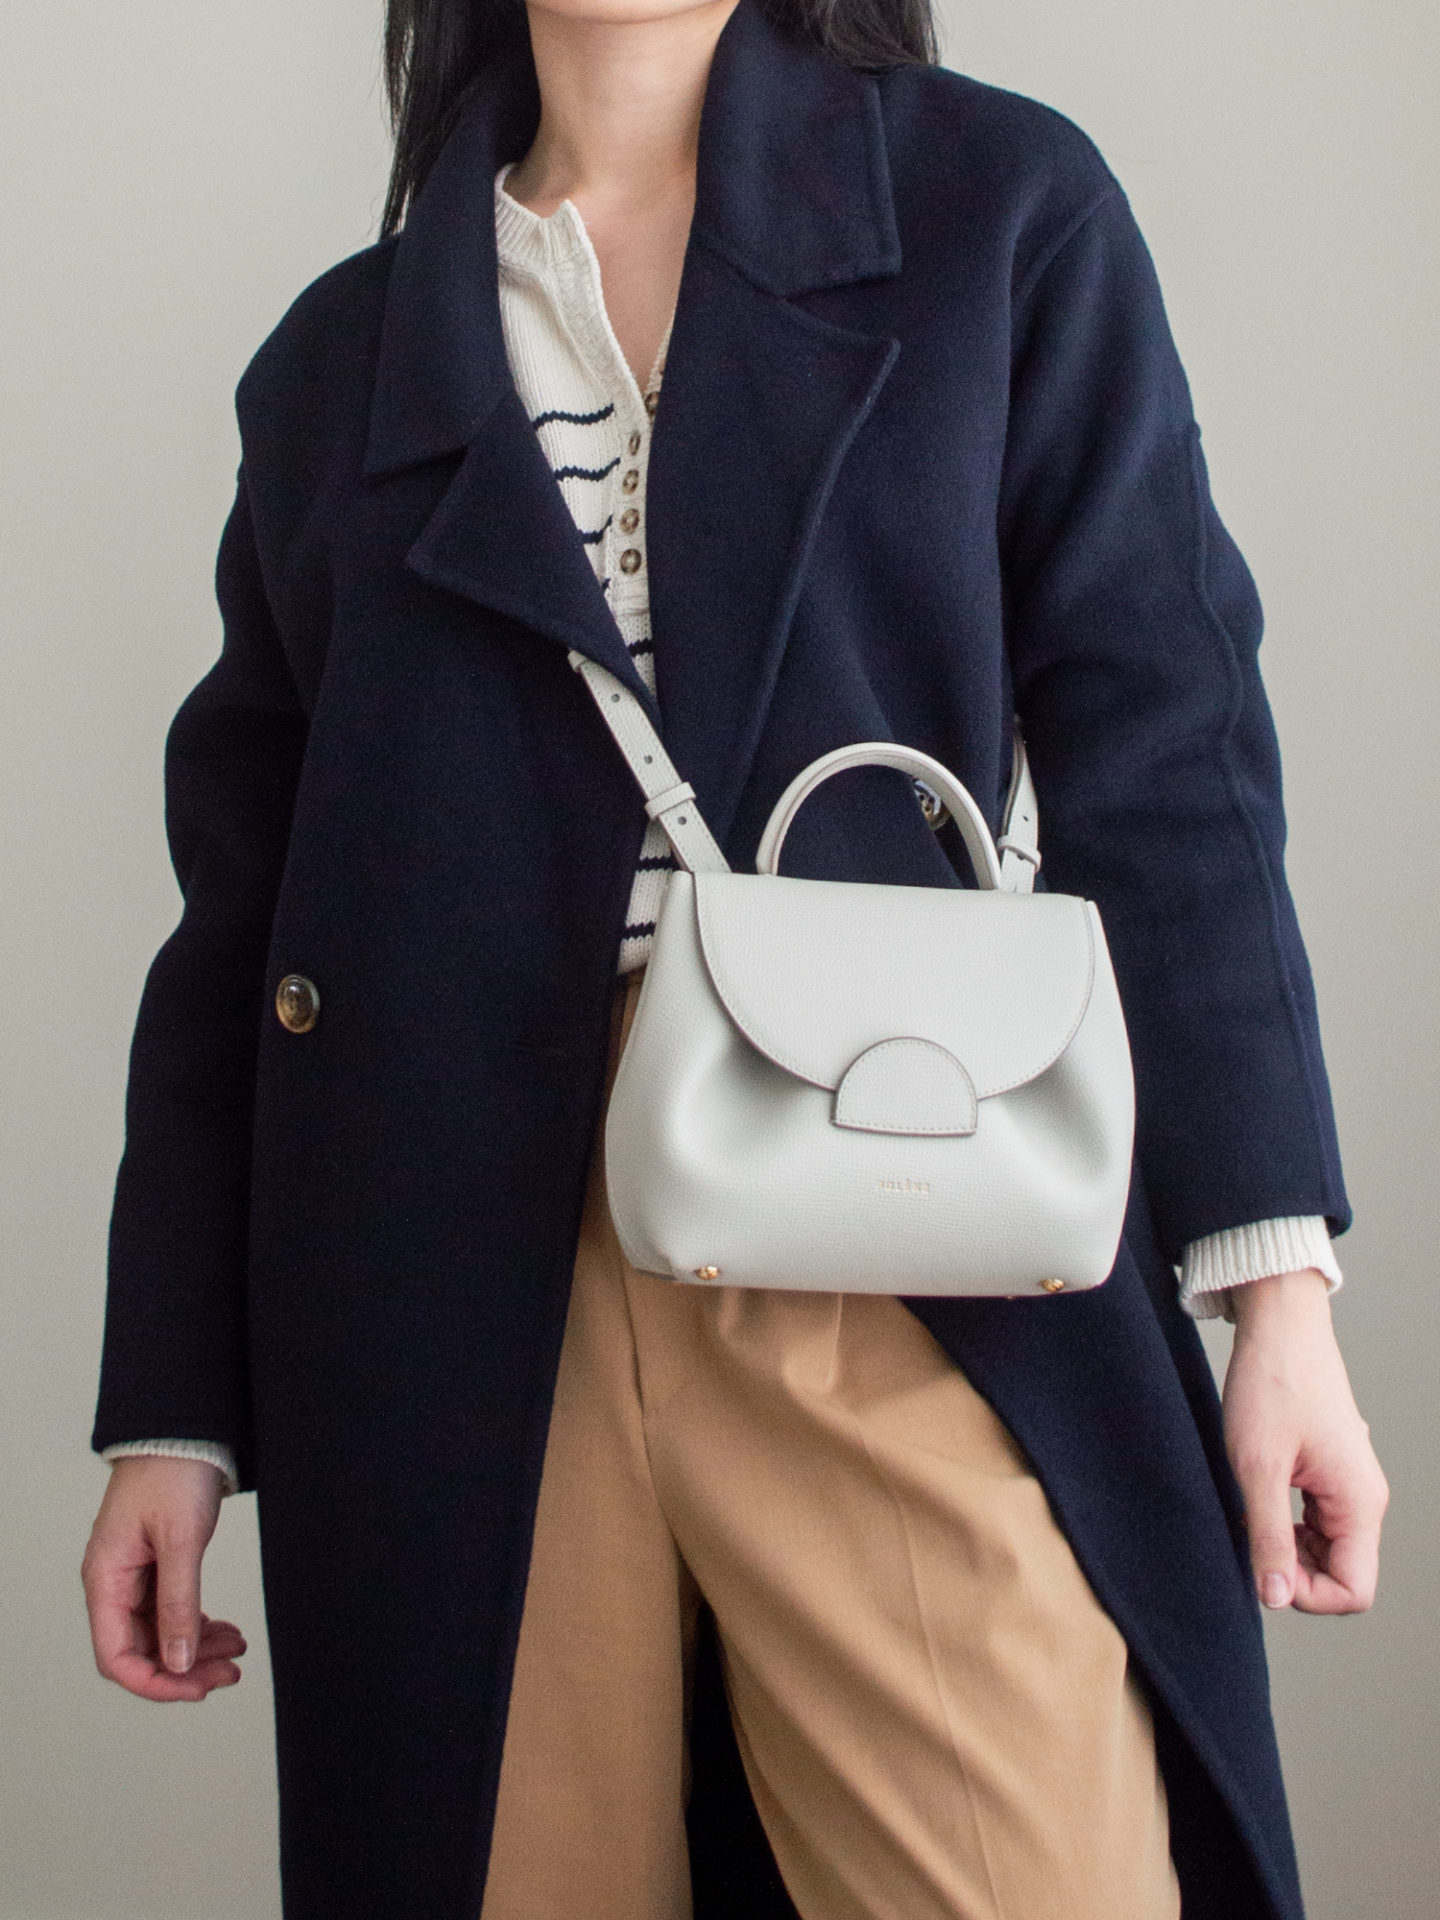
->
[363,0,904,802]
[364,19,653,705]
[403,393,653,700]
[647,263,898,848]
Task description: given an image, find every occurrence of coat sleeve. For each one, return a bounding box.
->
[91,468,308,1495]
[998,184,1349,1264]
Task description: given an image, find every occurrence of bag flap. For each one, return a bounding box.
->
[693,873,1096,1099]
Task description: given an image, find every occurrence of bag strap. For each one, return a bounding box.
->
[570,649,1039,893]
[569,653,730,873]
[997,727,1040,894]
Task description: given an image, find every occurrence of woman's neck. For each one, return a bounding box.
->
[505,0,741,389]
[508,0,739,218]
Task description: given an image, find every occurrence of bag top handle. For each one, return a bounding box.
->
[757,742,1008,889]
[569,650,1038,894]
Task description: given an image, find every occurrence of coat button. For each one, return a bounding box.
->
[276,974,320,1034]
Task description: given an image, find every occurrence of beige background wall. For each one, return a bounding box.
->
[1,2,1434,1915]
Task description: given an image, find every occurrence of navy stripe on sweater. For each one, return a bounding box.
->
[531,403,615,428]
[551,457,620,484]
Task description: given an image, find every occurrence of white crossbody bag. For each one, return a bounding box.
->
[572,650,1135,1298]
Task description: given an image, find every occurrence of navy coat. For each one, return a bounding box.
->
[92,4,1350,1915]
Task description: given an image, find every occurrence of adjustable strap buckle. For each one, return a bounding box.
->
[996,835,1041,872]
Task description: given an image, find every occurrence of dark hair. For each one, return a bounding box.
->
[381,0,938,236]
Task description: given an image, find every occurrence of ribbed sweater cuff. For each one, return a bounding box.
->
[1179,1216,1343,1322]
[101,1439,240,1498]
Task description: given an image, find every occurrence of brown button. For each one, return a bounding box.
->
[619,507,640,533]
[627,431,642,455]
[619,548,643,574]
[276,974,320,1034]
[644,391,659,416]
[621,469,640,494]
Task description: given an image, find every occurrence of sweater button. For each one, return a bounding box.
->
[275,974,320,1034]
[619,548,643,574]
[621,469,640,494]
[627,431,641,455]
[619,507,640,533]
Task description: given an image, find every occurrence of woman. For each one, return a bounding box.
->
[82,0,1388,1915]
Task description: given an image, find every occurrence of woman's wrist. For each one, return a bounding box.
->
[100,1438,240,1496]
[1228,1265,1333,1335]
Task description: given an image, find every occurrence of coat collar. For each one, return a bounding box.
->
[364,0,900,477]
[370,0,903,841]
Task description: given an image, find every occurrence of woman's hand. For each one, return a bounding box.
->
[82,1457,246,1701]
[1223,1268,1389,1614]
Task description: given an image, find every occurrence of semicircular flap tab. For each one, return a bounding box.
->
[834,1038,978,1136]
[693,872,1096,1099]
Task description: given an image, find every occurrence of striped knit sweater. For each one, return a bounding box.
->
[97,168,1343,1497]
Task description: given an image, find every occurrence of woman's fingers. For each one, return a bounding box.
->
[153,1516,207,1672]
[1232,1446,1383,1615]
[1232,1452,1299,1610]
[1289,1473,1387,1615]
[86,1545,162,1689]
[85,1566,214,1700]
[133,1605,247,1666]
[104,1650,235,1702]
[196,1613,249,1657]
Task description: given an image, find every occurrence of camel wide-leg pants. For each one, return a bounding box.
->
[481,974,1180,1920]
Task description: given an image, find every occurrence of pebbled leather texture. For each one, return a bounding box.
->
[694,873,1095,1100]
[605,876,1135,1296]
[834,1039,979,1136]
